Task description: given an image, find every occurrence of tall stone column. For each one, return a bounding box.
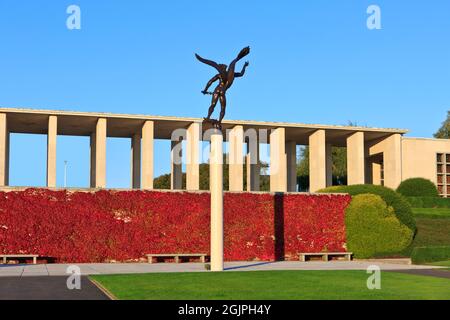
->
[371,161,382,185]
[141,121,154,190]
[286,141,297,192]
[0,113,9,187]
[326,143,333,187]
[90,118,107,188]
[309,129,327,192]
[47,115,57,188]
[171,139,183,190]
[210,129,223,272]
[246,136,260,191]
[383,134,402,189]
[347,132,365,185]
[131,133,141,189]
[186,122,200,190]
[270,128,287,192]
[229,125,244,191]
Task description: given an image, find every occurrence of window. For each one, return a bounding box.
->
[436,153,449,197]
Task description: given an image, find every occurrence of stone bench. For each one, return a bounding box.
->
[146,253,208,264]
[299,252,352,262]
[0,254,39,264]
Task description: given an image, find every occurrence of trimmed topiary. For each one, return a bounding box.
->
[396,178,439,197]
[405,196,450,208]
[411,246,450,264]
[318,184,416,233]
[345,194,413,258]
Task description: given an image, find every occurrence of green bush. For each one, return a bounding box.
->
[411,246,450,264]
[318,184,416,232]
[396,178,439,197]
[406,196,450,208]
[345,194,413,258]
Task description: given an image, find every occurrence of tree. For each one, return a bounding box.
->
[434,111,450,139]
[153,173,171,189]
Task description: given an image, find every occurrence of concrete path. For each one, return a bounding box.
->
[0,276,109,300]
[0,261,443,277]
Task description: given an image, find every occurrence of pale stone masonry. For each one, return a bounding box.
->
[228,125,244,191]
[1,107,449,195]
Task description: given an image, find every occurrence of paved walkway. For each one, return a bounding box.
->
[0,276,109,300]
[0,261,443,277]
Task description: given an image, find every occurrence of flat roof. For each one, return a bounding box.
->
[0,107,408,146]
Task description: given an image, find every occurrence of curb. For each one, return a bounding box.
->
[89,278,117,300]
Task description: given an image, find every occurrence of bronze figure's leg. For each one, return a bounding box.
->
[206,92,219,120]
[218,94,226,123]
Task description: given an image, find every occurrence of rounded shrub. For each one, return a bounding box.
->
[396,178,439,197]
[345,194,413,258]
[318,184,416,233]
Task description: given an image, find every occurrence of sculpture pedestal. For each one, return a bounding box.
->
[210,129,223,271]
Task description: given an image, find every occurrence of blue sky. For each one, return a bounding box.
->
[0,1,449,188]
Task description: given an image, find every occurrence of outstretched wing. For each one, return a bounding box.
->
[195,54,221,73]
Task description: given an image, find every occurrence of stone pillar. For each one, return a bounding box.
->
[347,132,365,185]
[270,128,287,192]
[0,113,9,187]
[383,134,402,189]
[141,121,154,189]
[246,136,260,191]
[47,116,57,188]
[90,118,107,188]
[186,122,200,190]
[326,143,333,187]
[373,162,382,185]
[171,139,183,190]
[369,134,402,189]
[286,141,297,192]
[228,125,244,191]
[90,133,96,188]
[131,133,141,189]
[309,129,327,192]
[210,129,223,272]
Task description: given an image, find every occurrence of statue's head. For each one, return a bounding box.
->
[218,64,227,73]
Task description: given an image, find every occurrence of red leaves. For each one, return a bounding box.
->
[0,189,351,262]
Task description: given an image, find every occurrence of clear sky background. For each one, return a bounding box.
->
[0,1,449,188]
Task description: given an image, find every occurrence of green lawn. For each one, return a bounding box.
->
[410,218,450,247]
[400,208,450,258]
[412,207,450,219]
[91,270,450,300]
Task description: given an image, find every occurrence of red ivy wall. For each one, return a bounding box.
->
[0,189,351,263]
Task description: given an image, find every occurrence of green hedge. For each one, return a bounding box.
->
[318,184,416,232]
[406,196,450,208]
[396,178,439,197]
[411,246,450,264]
[345,194,413,258]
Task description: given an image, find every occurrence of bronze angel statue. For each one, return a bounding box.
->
[195,46,250,128]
